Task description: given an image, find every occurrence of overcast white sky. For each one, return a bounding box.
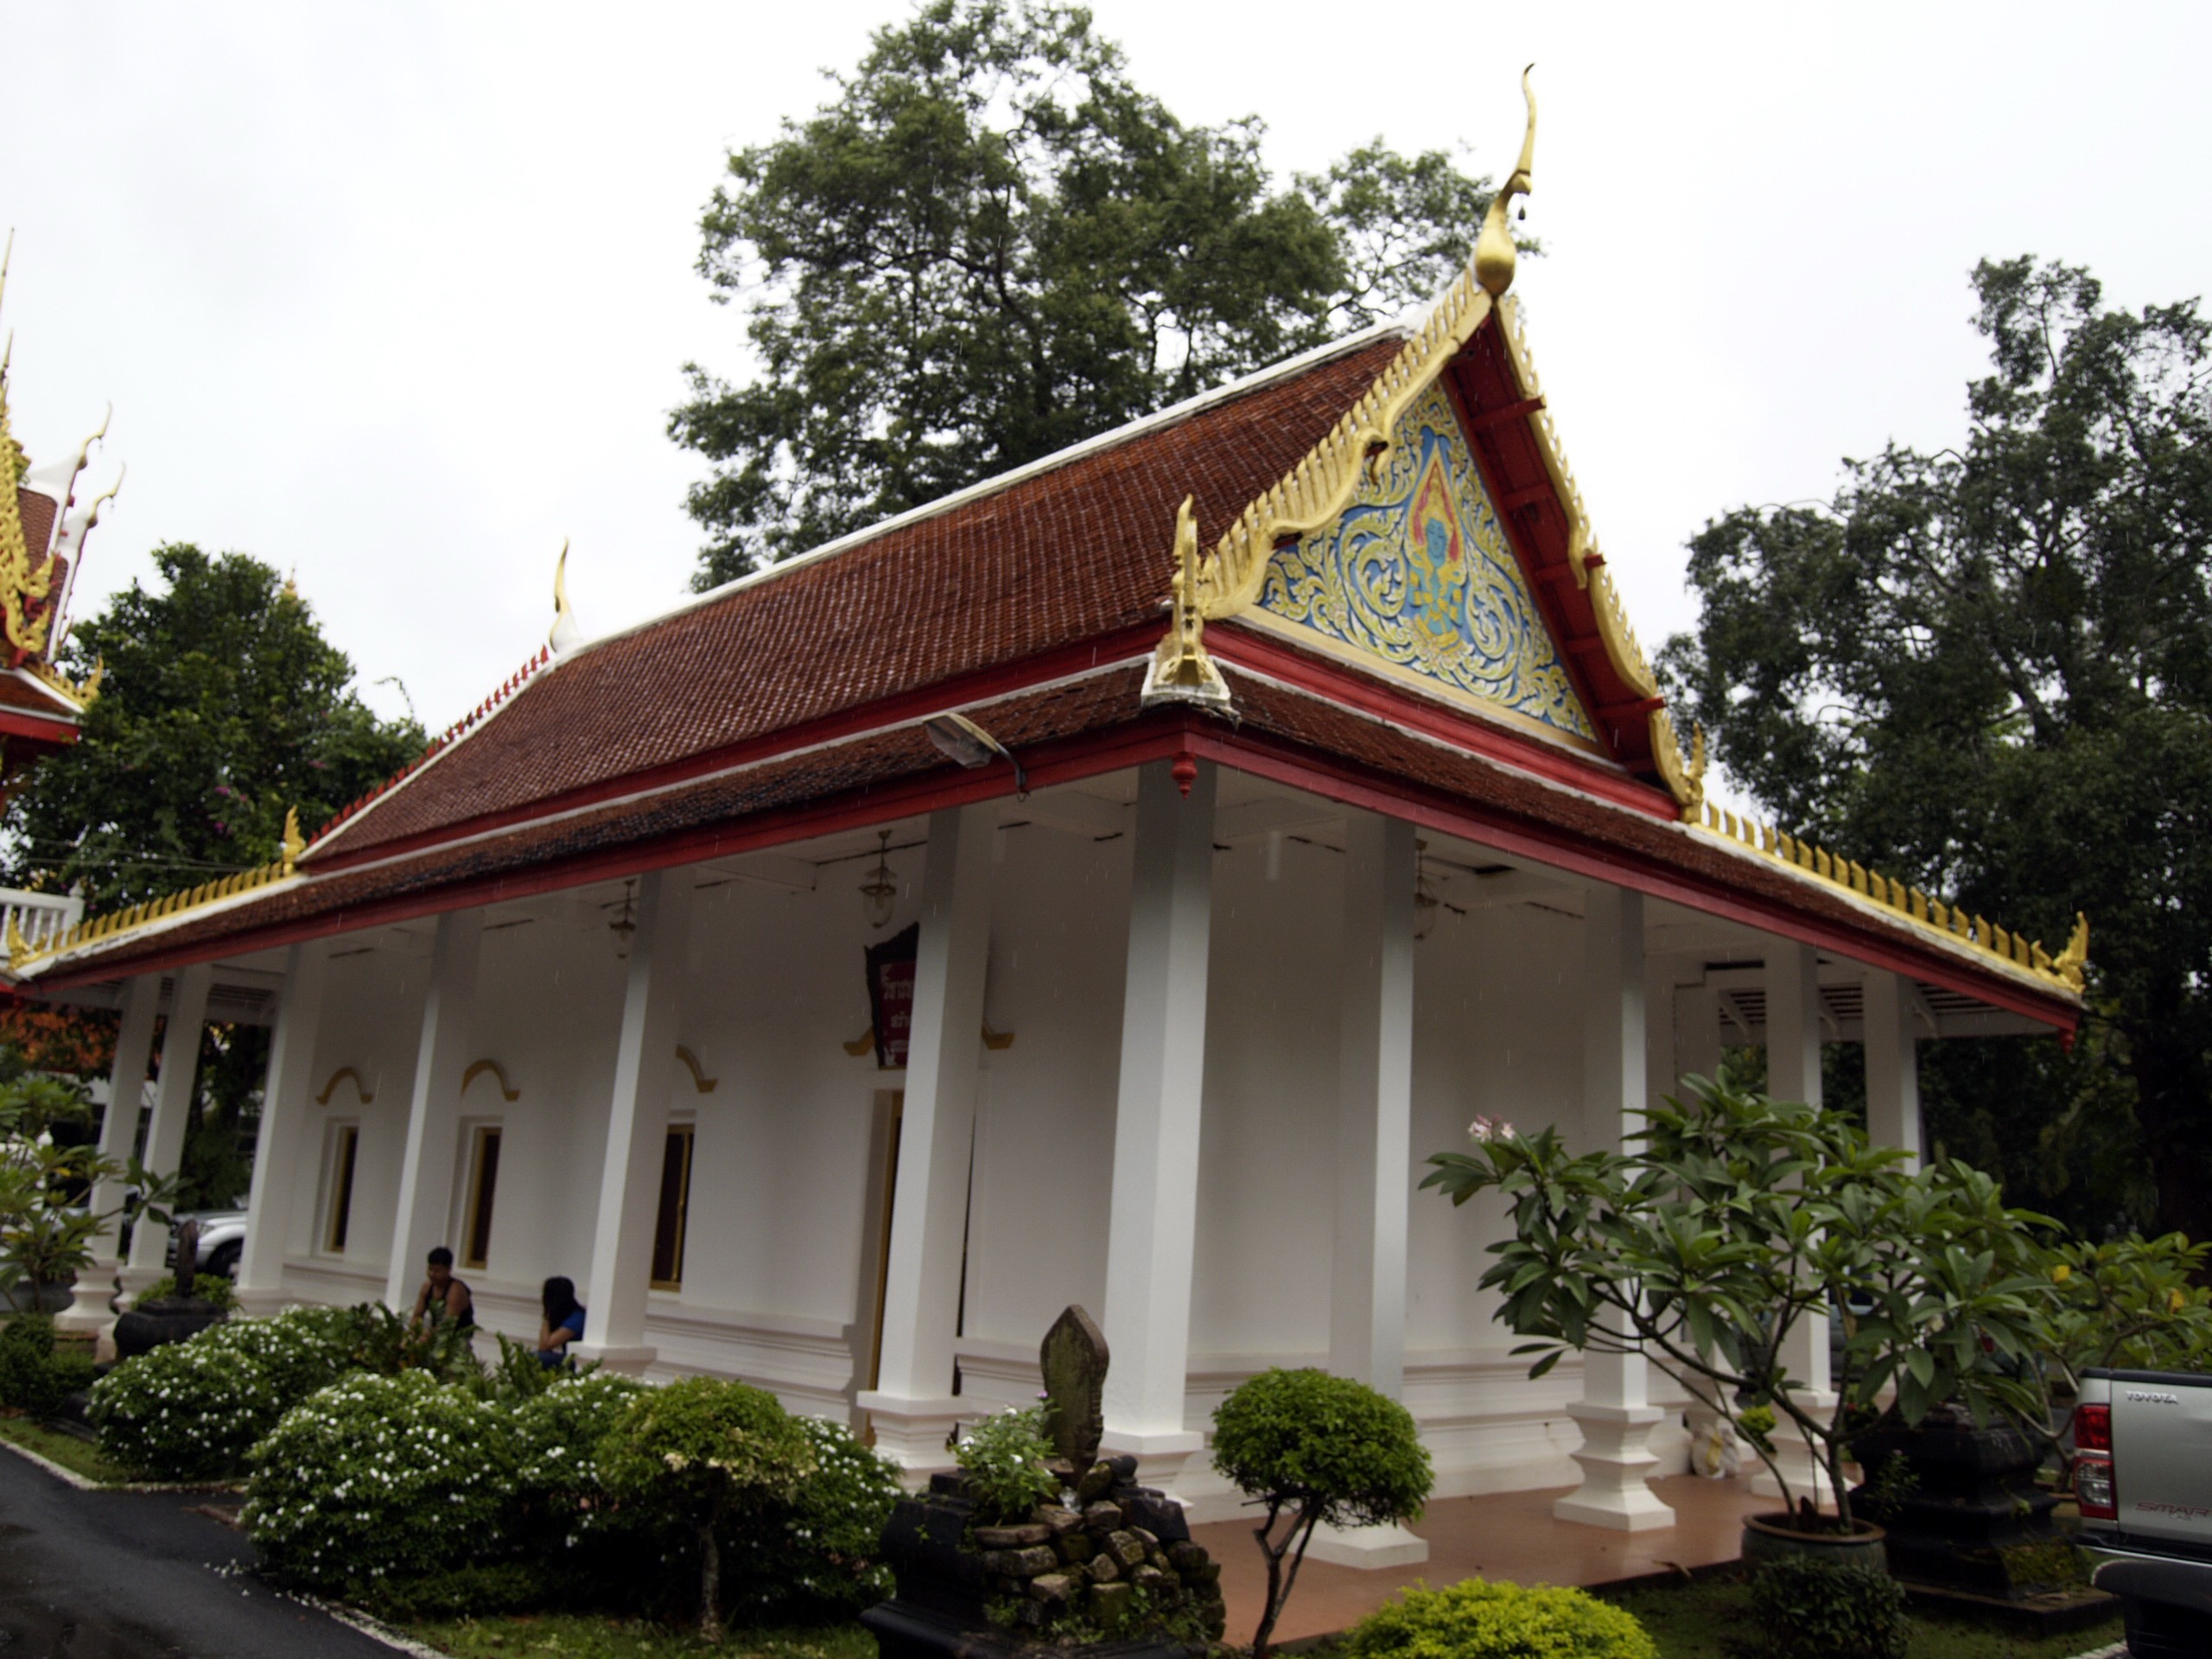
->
[3,2,2207,761]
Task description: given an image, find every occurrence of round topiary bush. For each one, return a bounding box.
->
[90,1305,358,1479]
[1214,1367,1435,1656]
[596,1376,815,1641]
[1346,1580,1657,1659]
[1748,1558,1908,1659]
[241,1370,521,1595]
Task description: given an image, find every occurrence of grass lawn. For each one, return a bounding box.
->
[1600,1571,2121,1659]
[411,1616,881,1659]
[0,1414,133,1485]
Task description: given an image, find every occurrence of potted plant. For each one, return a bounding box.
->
[1422,1072,2052,1555]
[0,1074,176,1319]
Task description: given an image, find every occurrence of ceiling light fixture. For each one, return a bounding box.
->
[858,830,899,930]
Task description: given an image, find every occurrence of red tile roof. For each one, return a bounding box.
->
[307,333,1408,866]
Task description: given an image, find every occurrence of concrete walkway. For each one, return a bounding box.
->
[0,1443,397,1658]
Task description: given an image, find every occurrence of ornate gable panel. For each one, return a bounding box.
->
[1254,378,1599,747]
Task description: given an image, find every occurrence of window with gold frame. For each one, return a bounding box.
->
[649,1122,695,1290]
[461,1124,502,1272]
[324,1122,361,1254]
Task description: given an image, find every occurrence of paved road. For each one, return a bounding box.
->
[0,1446,401,1657]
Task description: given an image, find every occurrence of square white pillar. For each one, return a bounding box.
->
[1554,886,1675,1531]
[1099,757,1216,1475]
[1757,939,1836,1502]
[856,804,994,1469]
[385,910,484,1311]
[1312,812,1429,1570]
[122,964,215,1295]
[55,974,160,1331]
[1863,970,1922,1173]
[235,943,332,1315]
[576,869,694,1373]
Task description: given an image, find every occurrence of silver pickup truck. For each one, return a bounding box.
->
[2076,1368,2212,1656]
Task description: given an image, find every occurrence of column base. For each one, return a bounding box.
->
[232,1286,295,1318]
[1749,1392,1840,1507]
[1306,1520,1430,1570]
[1099,1426,1205,1494]
[1553,1402,1676,1532]
[857,1392,965,1478]
[53,1267,119,1334]
[570,1344,657,1376]
[113,1263,163,1313]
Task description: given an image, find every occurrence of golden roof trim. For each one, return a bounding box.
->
[1688,800,2088,995]
[7,806,306,975]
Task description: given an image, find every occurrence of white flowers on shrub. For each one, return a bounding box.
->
[89,1306,355,1480]
[241,1370,520,1594]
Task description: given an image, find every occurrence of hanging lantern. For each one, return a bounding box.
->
[858,830,899,930]
[608,879,638,959]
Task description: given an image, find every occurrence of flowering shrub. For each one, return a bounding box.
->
[90,1306,357,1479]
[953,1404,1058,1522]
[725,1414,904,1618]
[242,1370,520,1595]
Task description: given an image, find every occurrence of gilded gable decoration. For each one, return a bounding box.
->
[1255,378,1599,743]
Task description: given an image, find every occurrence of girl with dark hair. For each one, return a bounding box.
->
[537,1275,586,1368]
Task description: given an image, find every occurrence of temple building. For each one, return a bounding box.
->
[0,238,118,953]
[9,99,2083,1554]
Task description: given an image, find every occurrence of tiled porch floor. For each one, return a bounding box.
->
[1190,1474,1772,1644]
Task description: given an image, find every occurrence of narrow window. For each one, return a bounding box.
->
[649,1124,695,1290]
[462,1126,502,1271]
[326,1124,360,1253]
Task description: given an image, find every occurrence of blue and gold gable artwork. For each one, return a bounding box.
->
[1256,379,1600,746]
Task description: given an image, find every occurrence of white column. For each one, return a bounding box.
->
[122,963,214,1294]
[1099,757,1216,1477]
[855,804,994,1469]
[1555,887,1675,1530]
[235,943,331,1315]
[1863,970,1922,1173]
[1313,812,1428,1569]
[55,975,160,1331]
[1756,938,1836,1502]
[385,910,483,1310]
[1675,981,1723,1092]
[575,869,693,1374]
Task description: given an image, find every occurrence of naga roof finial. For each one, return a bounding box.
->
[1475,67,1538,299]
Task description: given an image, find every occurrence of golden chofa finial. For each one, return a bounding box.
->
[1475,67,1538,299]
[548,538,581,654]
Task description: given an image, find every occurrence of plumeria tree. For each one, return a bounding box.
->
[0,1073,175,1312]
[1423,1073,2055,1529]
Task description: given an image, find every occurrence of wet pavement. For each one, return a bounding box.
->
[0,1446,397,1657]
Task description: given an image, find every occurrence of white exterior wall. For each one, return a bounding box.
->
[242,799,1718,1520]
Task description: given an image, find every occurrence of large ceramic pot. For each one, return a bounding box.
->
[1741,1513,1889,1574]
[1849,1406,2065,1598]
[113,1297,228,1361]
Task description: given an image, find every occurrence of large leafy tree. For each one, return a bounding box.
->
[1660,258,2212,1242]
[4,543,423,1206]
[671,0,1511,586]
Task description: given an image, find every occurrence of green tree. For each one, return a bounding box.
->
[4,543,423,1208]
[671,0,1516,587]
[1658,258,2212,1242]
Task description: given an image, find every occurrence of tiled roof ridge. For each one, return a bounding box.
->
[549,319,1412,672]
[302,644,556,858]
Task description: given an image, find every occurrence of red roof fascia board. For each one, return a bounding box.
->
[1209,620,1677,822]
[1445,324,1662,779]
[35,696,1204,989]
[0,708,77,750]
[305,621,1166,876]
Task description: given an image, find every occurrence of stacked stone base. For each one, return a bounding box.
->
[867,1456,1224,1659]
